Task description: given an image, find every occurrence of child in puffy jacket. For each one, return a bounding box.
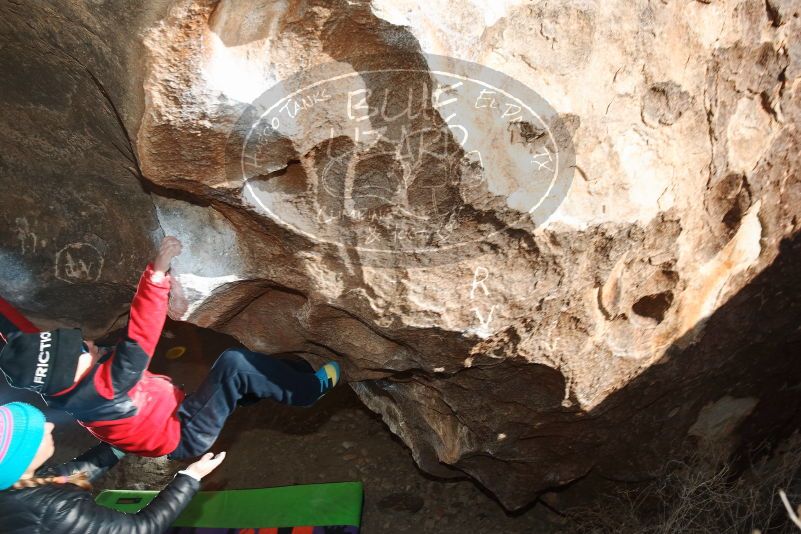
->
[0,237,341,460]
[0,401,225,533]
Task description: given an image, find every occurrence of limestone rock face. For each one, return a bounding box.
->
[3,0,801,510]
[0,1,172,334]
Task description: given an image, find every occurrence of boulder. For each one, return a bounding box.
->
[0,1,173,334]
[2,0,801,510]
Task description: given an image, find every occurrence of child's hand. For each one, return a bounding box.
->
[154,236,182,273]
[185,451,226,480]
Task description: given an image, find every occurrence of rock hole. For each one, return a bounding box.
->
[509,120,547,144]
[765,0,782,26]
[706,173,753,241]
[722,201,745,232]
[632,291,674,323]
[641,81,691,127]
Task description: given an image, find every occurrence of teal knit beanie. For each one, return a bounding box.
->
[0,402,46,490]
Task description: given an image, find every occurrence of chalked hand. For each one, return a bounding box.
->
[154,236,182,273]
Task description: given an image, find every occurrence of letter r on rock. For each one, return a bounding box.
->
[470,266,490,299]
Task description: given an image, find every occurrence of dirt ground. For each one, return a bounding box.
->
[0,321,562,533]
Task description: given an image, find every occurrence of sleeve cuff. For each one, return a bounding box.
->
[144,262,171,288]
[177,469,202,482]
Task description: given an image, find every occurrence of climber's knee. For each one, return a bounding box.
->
[212,348,251,377]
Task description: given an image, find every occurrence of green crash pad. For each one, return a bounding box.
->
[96,481,363,530]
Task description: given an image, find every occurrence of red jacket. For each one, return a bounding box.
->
[46,264,184,456]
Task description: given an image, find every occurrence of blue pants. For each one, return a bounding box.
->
[169,348,323,460]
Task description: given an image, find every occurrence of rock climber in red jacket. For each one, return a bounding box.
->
[0,236,342,460]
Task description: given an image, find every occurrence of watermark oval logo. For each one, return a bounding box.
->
[226,54,575,267]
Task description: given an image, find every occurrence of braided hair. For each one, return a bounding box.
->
[11,472,91,491]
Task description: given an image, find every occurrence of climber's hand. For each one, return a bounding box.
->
[154,236,182,273]
[185,451,226,480]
